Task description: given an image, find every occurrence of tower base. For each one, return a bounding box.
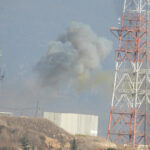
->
[107,106,150,147]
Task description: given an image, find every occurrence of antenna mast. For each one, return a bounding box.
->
[107,0,150,146]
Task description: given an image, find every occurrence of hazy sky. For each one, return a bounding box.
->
[0,0,123,137]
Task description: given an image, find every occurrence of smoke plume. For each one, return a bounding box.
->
[34,22,113,87]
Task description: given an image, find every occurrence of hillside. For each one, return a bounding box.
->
[0,115,116,150]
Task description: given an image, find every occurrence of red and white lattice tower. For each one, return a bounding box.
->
[107,0,150,146]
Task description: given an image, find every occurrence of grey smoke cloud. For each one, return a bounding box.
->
[34,22,113,87]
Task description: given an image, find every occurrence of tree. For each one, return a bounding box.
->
[70,138,77,150]
[48,142,53,150]
[107,148,117,150]
[21,136,30,150]
[32,145,35,150]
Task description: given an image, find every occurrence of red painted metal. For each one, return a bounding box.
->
[107,1,150,146]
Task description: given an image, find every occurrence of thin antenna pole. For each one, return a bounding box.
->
[35,100,40,117]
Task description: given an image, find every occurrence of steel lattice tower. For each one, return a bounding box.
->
[107,0,150,146]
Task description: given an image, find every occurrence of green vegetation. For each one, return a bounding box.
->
[70,138,77,150]
[21,135,30,150]
[107,148,117,150]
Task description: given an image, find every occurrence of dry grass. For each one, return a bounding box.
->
[0,115,73,150]
[75,135,117,150]
[0,115,118,150]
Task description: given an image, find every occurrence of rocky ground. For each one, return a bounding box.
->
[0,115,117,150]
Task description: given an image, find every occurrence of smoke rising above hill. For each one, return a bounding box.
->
[34,22,113,87]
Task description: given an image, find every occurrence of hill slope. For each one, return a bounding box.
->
[0,115,116,150]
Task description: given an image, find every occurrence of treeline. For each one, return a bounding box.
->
[0,138,78,150]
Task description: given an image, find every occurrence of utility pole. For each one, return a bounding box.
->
[35,100,40,117]
[0,48,4,81]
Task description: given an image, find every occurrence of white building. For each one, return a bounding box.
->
[0,112,13,116]
[43,112,99,136]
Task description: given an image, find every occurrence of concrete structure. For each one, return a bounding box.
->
[0,112,13,116]
[43,112,99,136]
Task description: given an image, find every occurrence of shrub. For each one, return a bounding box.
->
[107,148,117,150]
[20,136,30,150]
[70,138,77,150]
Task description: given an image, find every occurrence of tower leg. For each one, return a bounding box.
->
[133,108,137,147]
[107,106,113,141]
[129,108,133,145]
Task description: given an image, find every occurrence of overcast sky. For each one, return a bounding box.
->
[0,0,124,137]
